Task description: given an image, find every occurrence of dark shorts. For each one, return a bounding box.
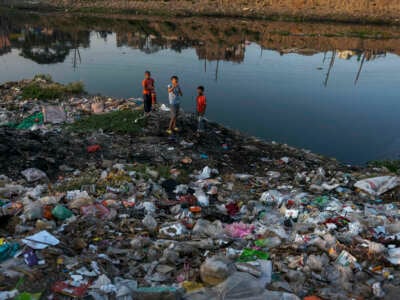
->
[170,104,180,118]
[143,94,152,113]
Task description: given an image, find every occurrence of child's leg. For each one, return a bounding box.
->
[172,116,177,129]
[198,113,205,132]
[144,94,152,115]
[173,105,179,130]
[197,113,201,131]
[169,116,174,130]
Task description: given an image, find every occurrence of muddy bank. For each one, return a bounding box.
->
[5,0,400,24]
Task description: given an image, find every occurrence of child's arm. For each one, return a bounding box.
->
[178,86,183,96]
[168,85,174,93]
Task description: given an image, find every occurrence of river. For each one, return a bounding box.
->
[1,11,400,164]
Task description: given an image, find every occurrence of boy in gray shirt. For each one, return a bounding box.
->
[167,75,183,134]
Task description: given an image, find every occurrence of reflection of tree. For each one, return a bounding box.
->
[19,29,90,64]
[323,49,387,86]
[0,16,11,56]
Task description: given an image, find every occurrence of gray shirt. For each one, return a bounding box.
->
[168,84,181,105]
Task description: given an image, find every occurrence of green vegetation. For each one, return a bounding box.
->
[22,75,84,100]
[368,160,400,173]
[54,170,100,192]
[68,110,145,134]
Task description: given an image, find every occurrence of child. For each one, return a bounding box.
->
[142,71,155,116]
[196,86,207,135]
[167,75,183,134]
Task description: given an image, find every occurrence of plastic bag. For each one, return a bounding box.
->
[194,189,209,207]
[21,168,47,182]
[52,205,73,220]
[238,248,269,262]
[185,272,300,300]
[80,204,110,219]
[23,201,43,220]
[387,247,400,265]
[143,214,158,231]
[0,242,19,262]
[225,222,254,238]
[22,230,60,249]
[260,190,284,206]
[354,176,400,196]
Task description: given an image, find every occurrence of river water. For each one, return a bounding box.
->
[1,12,400,164]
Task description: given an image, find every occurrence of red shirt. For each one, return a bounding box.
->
[197,95,207,113]
[142,78,154,95]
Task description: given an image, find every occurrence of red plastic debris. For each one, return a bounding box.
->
[225,202,240,216]
[52,281,90,298]
[87,144,101,153]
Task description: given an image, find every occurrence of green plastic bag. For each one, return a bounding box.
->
[313,196,329,208]
[52,205,73,220]
[238,248,269,262]
[16,112,43,130]
[0,242,20,262]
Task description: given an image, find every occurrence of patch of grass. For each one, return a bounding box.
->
[68,110,145,134]
[368,160,400,173]
[21,79,84,100]
[54,171,100,192]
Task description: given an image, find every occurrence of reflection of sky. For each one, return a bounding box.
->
[1,32,400,164]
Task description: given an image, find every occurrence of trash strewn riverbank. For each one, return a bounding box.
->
[1,76,400,299]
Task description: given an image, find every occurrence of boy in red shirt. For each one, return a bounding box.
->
[196,86,207,135]
[142,71,155,116]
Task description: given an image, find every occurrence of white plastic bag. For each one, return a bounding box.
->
[354,176,400,196]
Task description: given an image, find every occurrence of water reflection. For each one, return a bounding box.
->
[1,12,400,163]
[2,13,398,73]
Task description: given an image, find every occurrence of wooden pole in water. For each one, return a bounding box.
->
[324,50,336,87]
[215,60,219,82]
[354,52,366,85]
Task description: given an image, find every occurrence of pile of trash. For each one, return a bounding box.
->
[1,78,400,299]
[0,76,143,130]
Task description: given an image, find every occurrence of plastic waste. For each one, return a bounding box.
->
[186,272,300,300]
[335,250,357,267]
[260,190,284,206]
[0,242,19,262]
[23,248,38,266]
[52,205,73,220]
[372,282,385,298]
[354,176,400,196]
[159,222,186,237]
[23,201,43,220]
[192,219,224,238]
[200,255,235,285]
[0,290,19,300]
[238,248,269,262]
[194,189,209,207]
[22,230,60,249]
[16,112,43,130]
[21,168,47,182]
[387,247,400,265]
[66,190,90,200]
[225,222,254,238]
[197,166,212,180]
[80,204,110,219]
[143,214,158,232]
